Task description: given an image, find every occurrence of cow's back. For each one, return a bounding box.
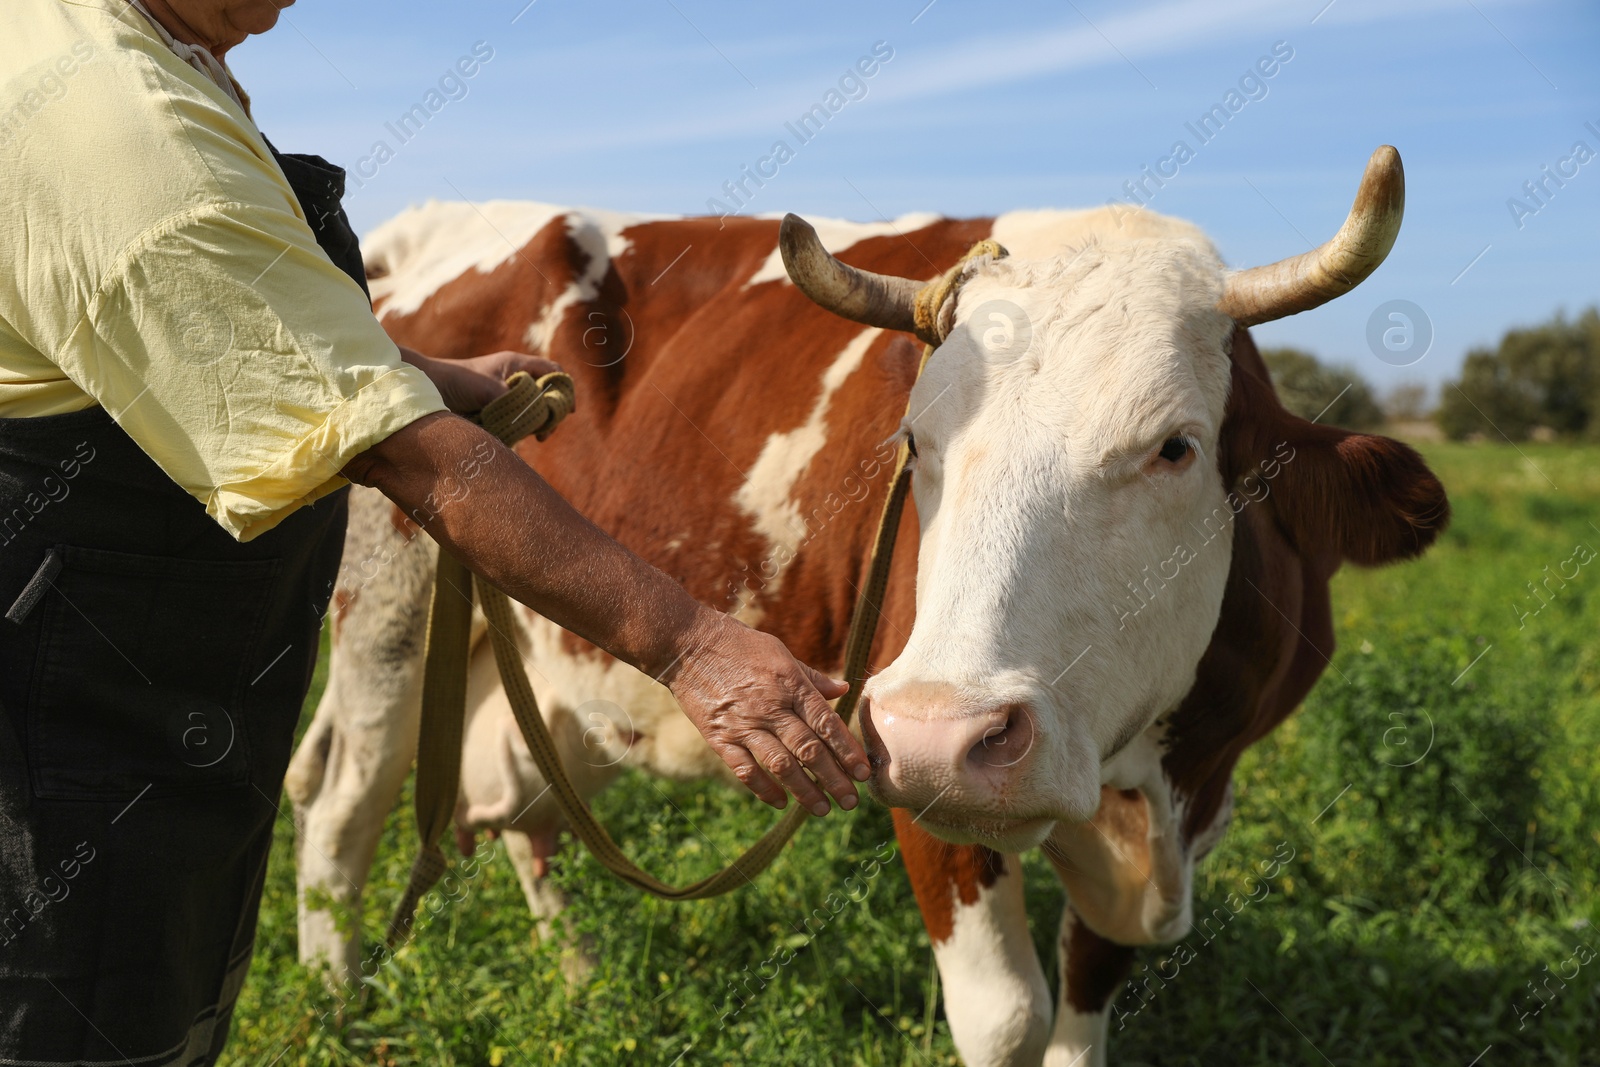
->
[364,205,997,680]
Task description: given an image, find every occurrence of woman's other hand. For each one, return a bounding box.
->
[400,346,563,414]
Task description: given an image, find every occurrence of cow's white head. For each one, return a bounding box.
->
[783,147,1427,851]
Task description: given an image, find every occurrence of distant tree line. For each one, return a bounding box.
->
[1435,307,1600,441]
[1257,307,1600,440]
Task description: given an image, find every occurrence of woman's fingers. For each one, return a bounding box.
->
[517,355,564,379]
[712,740,786,809]
[770,708,859,810]
[397,348,567,413]
[743,732,832,817]
[480,350,563,382]
[797,662,850,700]
[793,664,871,782]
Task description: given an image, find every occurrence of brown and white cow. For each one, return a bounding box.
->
[286,147,1447,1066]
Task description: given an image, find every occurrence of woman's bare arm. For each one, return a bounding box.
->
[342,410,870,816]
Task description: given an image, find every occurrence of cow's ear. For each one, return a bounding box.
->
[879,334,925,391]
[1221,329,1450,567]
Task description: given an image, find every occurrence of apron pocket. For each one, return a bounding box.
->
[25,545,281,801]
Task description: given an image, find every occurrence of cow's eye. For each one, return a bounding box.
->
[1158,437,1191,463]
[905,432,918,457]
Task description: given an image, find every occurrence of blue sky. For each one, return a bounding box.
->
[233,0,1600,396]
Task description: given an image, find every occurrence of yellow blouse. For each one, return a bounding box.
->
[1,0,446,540]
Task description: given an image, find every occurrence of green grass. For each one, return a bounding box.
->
[221,442,1600,1067]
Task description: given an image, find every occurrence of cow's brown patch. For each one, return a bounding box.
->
[1063,908,1136,1013]
[1043,786,1161,945]
[891,808,1005,944]
[1104,787,1148,838]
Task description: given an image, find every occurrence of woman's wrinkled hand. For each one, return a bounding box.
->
[660,607,870,816]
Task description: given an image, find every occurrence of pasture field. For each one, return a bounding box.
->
[222,441,1600,1067]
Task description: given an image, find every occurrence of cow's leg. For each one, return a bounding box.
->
[1044,906,1135,1067]
[1040,746,1204,1067]
[501,827,566,932]
[894,810,1050,1067]
[287,647,424,979]
[1039,784,1161,1067]
[286,488,435,981]
[500,827,596,983]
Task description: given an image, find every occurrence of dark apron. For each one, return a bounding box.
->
[0,144,366,1066]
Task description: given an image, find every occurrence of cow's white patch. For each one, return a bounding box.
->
[934,856,1052,1067]
[364,201,666,320]
[733,328,881,601]
[743,212,943,288]
[523,208,644,355]
[864,207,1237,841]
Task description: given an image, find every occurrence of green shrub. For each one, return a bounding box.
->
[1437,307,1600,441]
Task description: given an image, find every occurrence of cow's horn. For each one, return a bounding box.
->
[1219,145,1404,326]
[780,213,928,341]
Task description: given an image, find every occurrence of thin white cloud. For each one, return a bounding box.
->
[505,0,1511,158]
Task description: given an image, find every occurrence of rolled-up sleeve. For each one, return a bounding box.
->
[1,1,448,541]
[62,199,447,541]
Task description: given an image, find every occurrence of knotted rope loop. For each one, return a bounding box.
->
[471,370,576,445]
[912,238,1009,345]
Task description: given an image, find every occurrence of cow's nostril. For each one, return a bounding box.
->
[858,696,891,771]
[967,703,1035,770]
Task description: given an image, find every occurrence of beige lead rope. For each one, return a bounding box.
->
[387,370,577,945]
[387,238,1005,946]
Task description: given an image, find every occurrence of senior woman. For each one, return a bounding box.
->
[0,0,871,1060]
